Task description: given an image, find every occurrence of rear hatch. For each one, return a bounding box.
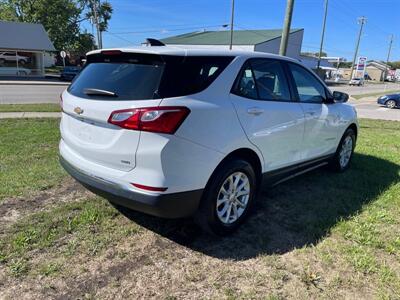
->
[61,51,167,171]
[61,49,234,172]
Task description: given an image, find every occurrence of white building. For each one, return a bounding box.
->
[0,21,55,77]
[159,29,304,58]
[156,29,334,72]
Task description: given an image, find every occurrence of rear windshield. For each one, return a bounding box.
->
[68,53,234,100]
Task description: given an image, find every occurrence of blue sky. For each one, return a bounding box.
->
[82,0,400,62]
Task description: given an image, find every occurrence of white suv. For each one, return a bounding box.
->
[60,47,358,235]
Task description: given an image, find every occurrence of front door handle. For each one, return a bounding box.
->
[247,107,264,115]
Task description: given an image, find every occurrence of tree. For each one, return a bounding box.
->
[78,0,113,47]
[388,61,400,69]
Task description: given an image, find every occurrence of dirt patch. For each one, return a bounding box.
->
[0,178,91,230]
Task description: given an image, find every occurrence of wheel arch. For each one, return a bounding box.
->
[208,148,263,187]
[347,123,358,139]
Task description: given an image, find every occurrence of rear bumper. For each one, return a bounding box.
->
[60,156,203,219]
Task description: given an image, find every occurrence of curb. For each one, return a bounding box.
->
[0,81,69,86]
[0,112,61,119]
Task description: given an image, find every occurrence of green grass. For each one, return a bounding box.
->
[45,66,63,74]
[0,103,60,112]
[351,90,400,100]
[0,118,399,298]
[0,198,141,277]
[0,118,65,200]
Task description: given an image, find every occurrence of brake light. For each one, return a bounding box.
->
[108,106,190,134]
[101,50,122,55]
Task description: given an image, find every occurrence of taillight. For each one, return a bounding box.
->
[108,106,190,134]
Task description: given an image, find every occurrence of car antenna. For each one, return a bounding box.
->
[145,38,165,47]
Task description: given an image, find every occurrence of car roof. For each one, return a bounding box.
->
[86,46,300,63]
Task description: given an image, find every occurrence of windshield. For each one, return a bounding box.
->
[68,53,234,101]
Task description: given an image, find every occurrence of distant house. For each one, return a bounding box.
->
[0,21,55,77]
[365,61,391,81]
[156,29,304,59]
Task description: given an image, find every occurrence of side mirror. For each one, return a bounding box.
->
[332,91,349,103]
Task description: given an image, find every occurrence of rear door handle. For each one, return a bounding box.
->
[247,107,264,115]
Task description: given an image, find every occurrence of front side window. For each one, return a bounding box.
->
[289,63,326,103]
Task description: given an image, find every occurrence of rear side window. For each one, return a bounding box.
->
[232,58,291,101]
[251,59,291,101]
[68,53,233,101]
[158,56,234,98]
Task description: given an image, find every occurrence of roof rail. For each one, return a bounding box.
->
[145,38,165,46]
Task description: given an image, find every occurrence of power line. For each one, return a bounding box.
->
[109,24,227,35]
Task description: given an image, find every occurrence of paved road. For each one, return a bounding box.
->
[349,97,399,121]
[0,84,67,104]
[0,81,398,121]
[331,82,400,95]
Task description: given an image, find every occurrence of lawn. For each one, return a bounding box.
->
[0,103,60,113]
[0,119,65,200]
[0,118,399,299]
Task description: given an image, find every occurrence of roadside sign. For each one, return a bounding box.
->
[60,51,66,68]
[354,56,367,79]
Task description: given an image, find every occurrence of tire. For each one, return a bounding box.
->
[0,58,5,64]
[386,100,396,109]
[195,159,258,236]
[18,59,26,65]
[330,128,356,172]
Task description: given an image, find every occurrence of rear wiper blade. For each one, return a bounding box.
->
[84,88,118,97]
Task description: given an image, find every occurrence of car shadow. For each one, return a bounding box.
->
[112,153,399,260]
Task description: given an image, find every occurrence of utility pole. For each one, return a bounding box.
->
[91,0,102,49]
[279,0,295,56]
[350,16,367,80]
[229,0,235,50]
[317,0,328,70]
[385,34,394,80]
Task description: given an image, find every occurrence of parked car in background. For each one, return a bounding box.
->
[0,52,30,65]
[59,47,358,235]
[377,93,400,109]
[0,67,31,76]
[60,66,81,81]
[349,78,364,86]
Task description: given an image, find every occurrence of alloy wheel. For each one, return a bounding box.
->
[339,136,353,168]
[386,100,396,109]
[216,172,250,224]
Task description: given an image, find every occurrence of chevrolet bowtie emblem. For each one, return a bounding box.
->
[74,107,84,115]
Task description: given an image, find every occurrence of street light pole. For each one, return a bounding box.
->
[279,0,295,56]
[229,0,235,50]
[350,16,367,80]
[317,0,328,70]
